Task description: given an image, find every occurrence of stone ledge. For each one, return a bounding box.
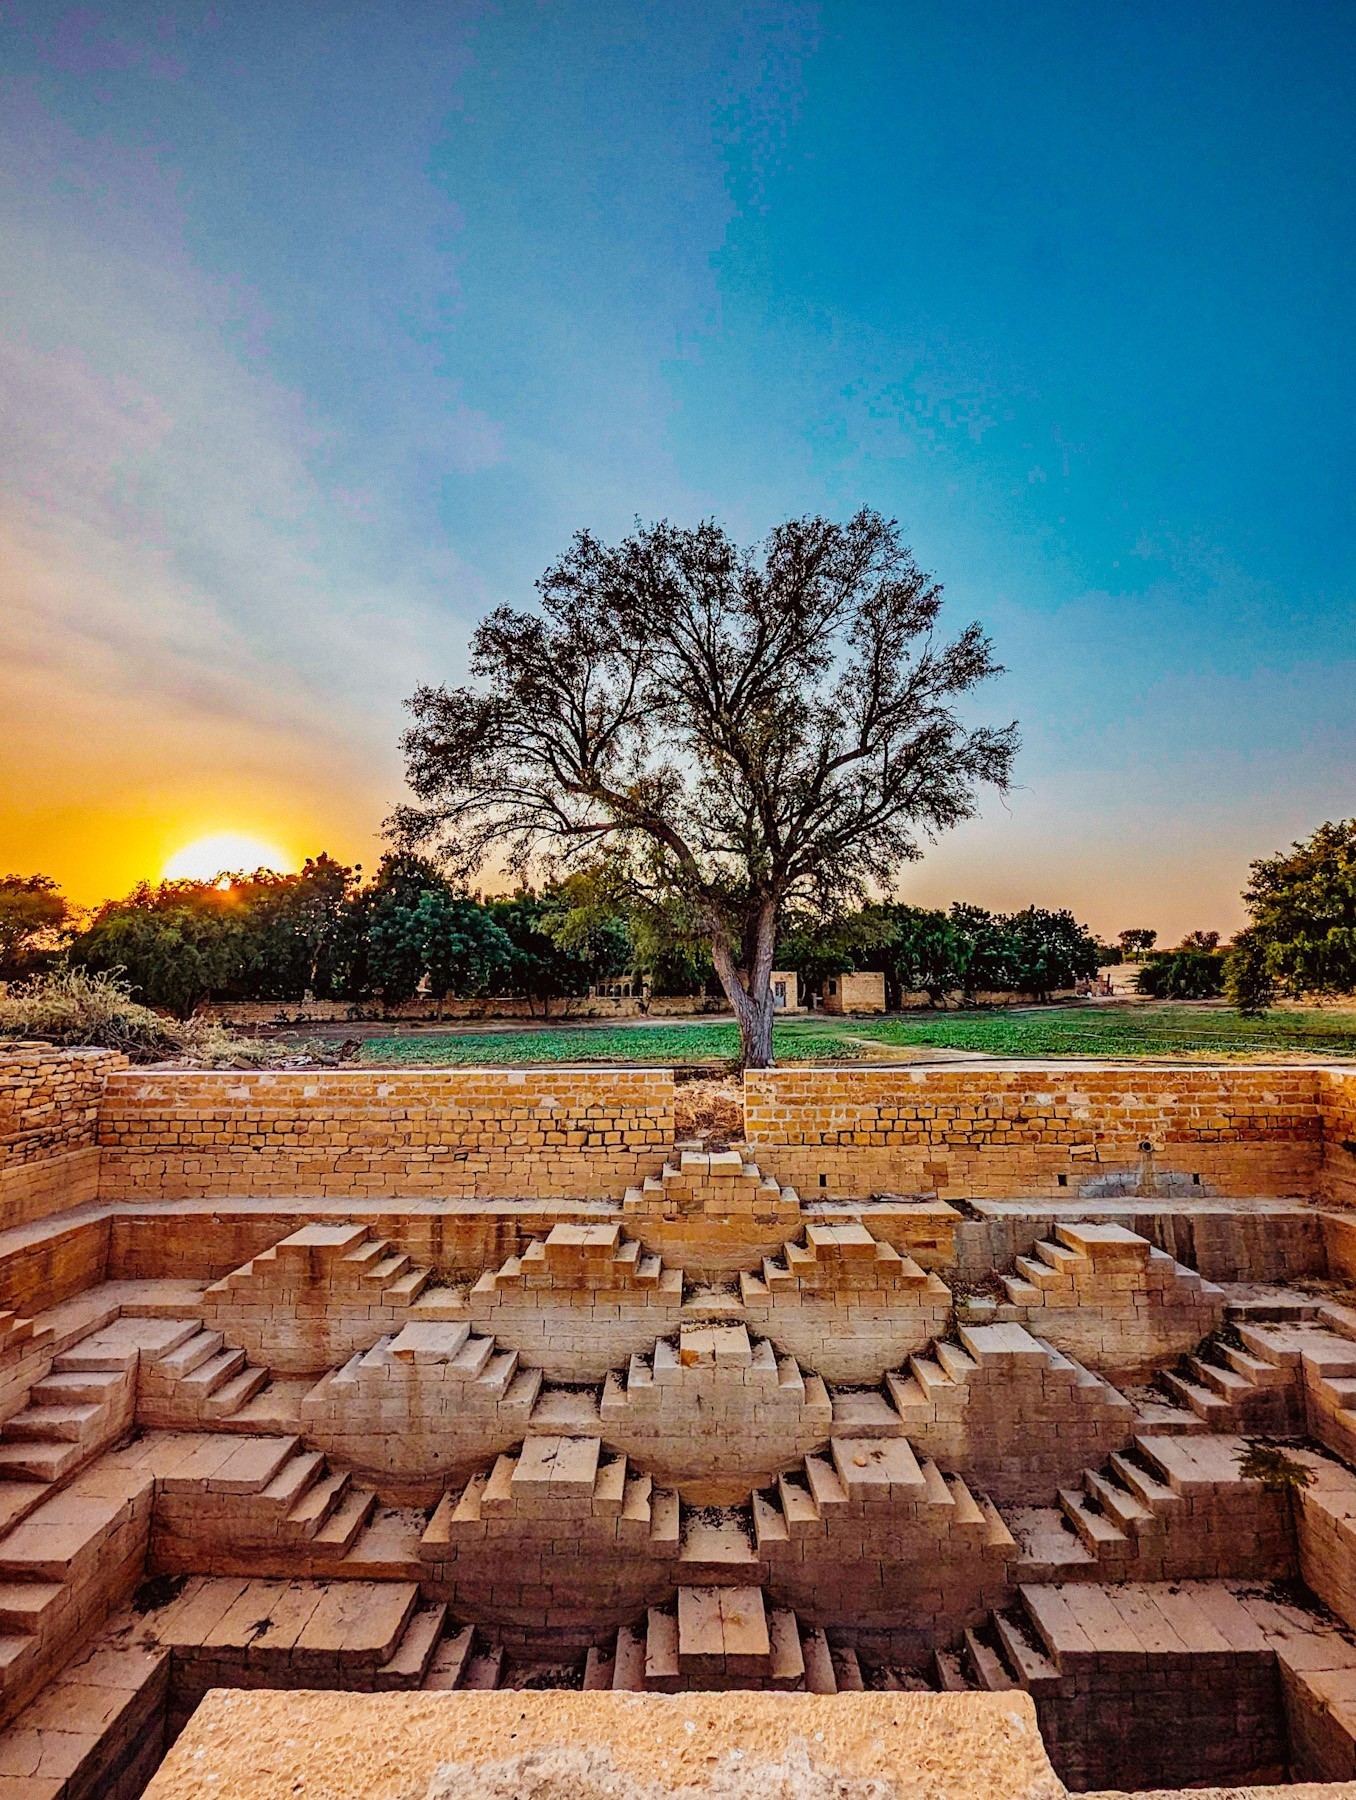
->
[142,1687,1063,1800]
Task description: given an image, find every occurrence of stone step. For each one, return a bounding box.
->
[1058,1487,1128,1554]
[1159,1370,1230,1421]
[647,1608,680,1689]
[831,1645,865,1691]
[462,1643,505,1689]
[801,1625,837,1694]
[205,1366,270,1418]
[29,1370,127,1409]
[1002,1276,1043,1306]
[932,1648,971,1692]
[153,1329,227,1382]
[260,1449,326,1511]
[768,1607,805,1686]
[612,1622,646,1690]
[992,1611,1060,1691]
[314,1486,377,1554]
[0,1579,62,1637]
[964,1627,1015,1691]
[1107,1452,1180,1511]
[1,1403,105,1445]
[0,1439,86,1484]
[375,1604,448,1690]
[286,1468,350,1535]
[384,1269,429,1305]
[422,1624,476,1691]
[179,1348,248,1397]
[1083,1469,1153,1534]
[1188,1357,1252,1400]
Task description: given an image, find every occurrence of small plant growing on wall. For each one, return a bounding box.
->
[1237,1440,1313,1494]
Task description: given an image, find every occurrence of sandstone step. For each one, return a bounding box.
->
[1058,1488,1128,1555]
[286,1468,349,1535]
[1159,1370,1230,1421]
[0,1579,62,1635]
[612,1622,646,1691]
[1188,1357,1252,1400]
[964,1627,1015,1691]
[932,1648,971,1692]
[646,1607,680,1689]
[205,1366,270,1417]
[0,1440,86,1484]
[179,1348,247,1397]
[992,1611,1060,1691]
[583,1644,615,1690]
[28,1370,127,1409]
[375,1603,448,1690]
[2,1403,105,1445]
[801,1625,837,1694]
[260,1450,326,1511]
[314,1487,378,1554]
[0,1489,130,1583]
[152,1329,226,1381]
[1107,1452,1180,1511]
[768,1607,805,1687]
[462,1643,505,1689]
[831,1645,865,1691]
[423,1624,476,1691]
[1083,1469,1153,1534]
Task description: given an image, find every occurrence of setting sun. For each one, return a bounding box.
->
[162,832,296,883]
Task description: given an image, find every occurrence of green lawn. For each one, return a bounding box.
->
[357,1004,1356,1067]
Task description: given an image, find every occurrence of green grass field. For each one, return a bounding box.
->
[357,1004,1356,1067]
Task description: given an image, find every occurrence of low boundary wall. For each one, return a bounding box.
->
[5,1045,1356,1216]
[0,1044,126,1230]
[96,1067,674,1201]
[745,1065,1328,1201]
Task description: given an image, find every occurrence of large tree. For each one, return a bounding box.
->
[391,510,1017,1066]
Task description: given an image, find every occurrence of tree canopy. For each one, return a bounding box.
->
[0,874,70,980]
[391,510,1018,1064]
[1226,819,1356,1013]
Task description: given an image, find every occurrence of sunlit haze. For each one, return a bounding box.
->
[161,834,297,885]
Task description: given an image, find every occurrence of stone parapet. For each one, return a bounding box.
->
[0,1044,126,1230]
[746,1064,1326,1201]
[96,1066,674,1201]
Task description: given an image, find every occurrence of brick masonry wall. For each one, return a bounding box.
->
[0,1043,127,1230]
[745,1065,1326,1201]
[1320,1070,1356,1208]
[96,1067,674,1201]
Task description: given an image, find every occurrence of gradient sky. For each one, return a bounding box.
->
[1,2,1352,938]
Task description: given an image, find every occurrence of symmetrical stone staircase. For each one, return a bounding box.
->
[826,1320,1136,1504]
[584,1586,861,1694]
[202,1223,436,1372]
[599,1324,831,1494]
[1006,1432,1300,1584]
[300,1318,542,1499]
[738,1221,953,1383]
[464,1222,684,1380]
[1001,1223,1226,1379]
[623,1150,801,1223]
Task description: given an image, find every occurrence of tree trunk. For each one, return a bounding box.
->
[709,901,779,1069]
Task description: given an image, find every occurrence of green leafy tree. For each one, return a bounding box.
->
[0,875,71,980]
[70,882,246,1018]
[391,510,1016,1067]
[999,907,1102,1002]
[359,855,516,1005]
[1225,819,1356,1013]
[1136,949,1228,999]
[1118,928,1158,960]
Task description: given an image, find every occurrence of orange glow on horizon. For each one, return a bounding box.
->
[161,832,297,884]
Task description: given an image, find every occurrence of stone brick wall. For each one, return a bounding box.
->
[0,1043,126,1230]
[746,1065,1325,1201]
[96,1067,674,1201]
[1320,1070,1356,1208]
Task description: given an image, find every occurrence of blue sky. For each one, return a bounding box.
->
[0,1,1352,934]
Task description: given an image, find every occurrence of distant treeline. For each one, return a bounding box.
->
[4,813,1352,1017]
[1,855,1114,1017]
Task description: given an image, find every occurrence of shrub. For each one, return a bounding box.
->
[0,967,277,1066]
[1136,949,1228,999]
